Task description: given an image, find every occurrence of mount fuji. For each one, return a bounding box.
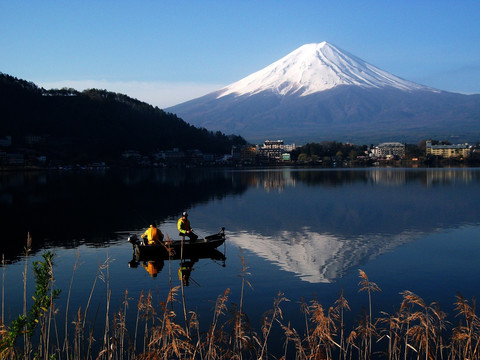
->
[167,42,480,143]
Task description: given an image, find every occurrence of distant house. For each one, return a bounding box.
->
[232,145,257,163]
[0,136,12,147]
[160,149,186,164]
[283,143,296,152]
[0,151,6,165]
[6,153,24,166]
[426,141,470,158]
[373,142,405,158]
[122,150,142,160]
[37,155,47,164]
[202,153,216,162]
[25,135,45,146]
[261,140,284,161]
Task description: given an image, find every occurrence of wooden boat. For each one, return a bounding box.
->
[128,227,226,261]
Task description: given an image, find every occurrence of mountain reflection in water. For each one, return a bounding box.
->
[1,167,479,285]
[227,230,418,283]
[192,168,480,283]
[1,167,479,360]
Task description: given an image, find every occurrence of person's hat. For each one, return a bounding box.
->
[182,211,188,217]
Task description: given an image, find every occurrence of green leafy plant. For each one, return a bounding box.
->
[0,251,61,355]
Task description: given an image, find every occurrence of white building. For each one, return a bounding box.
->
[373,142,405,158]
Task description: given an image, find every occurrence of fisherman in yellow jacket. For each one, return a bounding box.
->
[177,212,198,241]
[143,260,163,277]
[141,222,164,245]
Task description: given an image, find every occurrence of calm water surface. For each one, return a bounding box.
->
[1,167,479,354]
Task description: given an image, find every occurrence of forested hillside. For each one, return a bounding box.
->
[0,73,245,164]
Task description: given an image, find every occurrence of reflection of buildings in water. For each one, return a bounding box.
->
[228,229,417,283]
[425,168,475,186]
[283,168,479,188]
[260,169,297,192]
[0,193,13,205]
[0,171,48,190]
[121,169,174,186]
[368,169,406,186]
[239,169,297,192]
[367,168,477,187]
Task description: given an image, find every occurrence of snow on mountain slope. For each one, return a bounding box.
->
[166,41,480,143]
[226,229,418,283]
[217,42,434,98]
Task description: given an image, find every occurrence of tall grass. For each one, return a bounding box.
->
[1,240,480,360]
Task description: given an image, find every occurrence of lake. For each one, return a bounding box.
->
[1,167,479,357]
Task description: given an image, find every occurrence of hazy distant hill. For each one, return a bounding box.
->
[167,42,480,144]
[0,73,246,162]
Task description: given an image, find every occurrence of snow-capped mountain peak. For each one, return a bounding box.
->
[167,41,478,144]
[218,42,432,98]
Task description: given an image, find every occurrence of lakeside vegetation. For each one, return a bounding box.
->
[1,240,479,359]
[2,137,479,170]
[0,73,246,167]
[290,140,480,168]
[2,73,479,170]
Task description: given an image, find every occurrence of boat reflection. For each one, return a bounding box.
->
[178,259,196,286]
[140,259,164,278]
[128,248,226,280]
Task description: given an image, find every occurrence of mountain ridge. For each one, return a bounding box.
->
[0,73,246,163]
[167,42,480,144]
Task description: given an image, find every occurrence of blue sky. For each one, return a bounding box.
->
[1,1,479,108]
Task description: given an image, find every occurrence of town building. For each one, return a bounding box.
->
[283,143,296,152]
[6,153,24,166]
[122,150,142,160]
[0,151,6,165]
[426,141,470,158]
[25,135,46,146]
[260,140,284,161]
[159,149,186,164]
[232,145,257,163]
[0,136,12,147]
[373,142,406,158]
[232,140,296,164]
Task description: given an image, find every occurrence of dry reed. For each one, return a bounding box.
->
[2,248,480,360]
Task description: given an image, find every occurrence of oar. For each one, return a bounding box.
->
[189,276,201,287]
